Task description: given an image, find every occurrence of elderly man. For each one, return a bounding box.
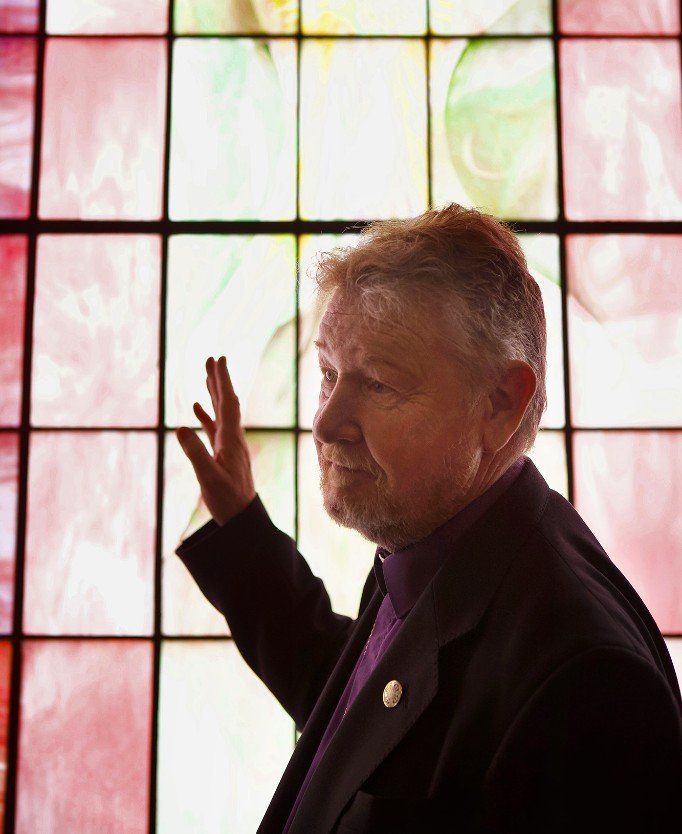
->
[174,203,681,833]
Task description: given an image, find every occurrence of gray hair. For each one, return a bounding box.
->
[312,202,547,461]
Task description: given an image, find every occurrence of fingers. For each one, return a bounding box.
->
[193,401,216,447]
[175,426,215,485]
[206,355,239,422]
[205,357,220,416]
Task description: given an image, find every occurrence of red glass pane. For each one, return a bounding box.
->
[560,39,682,220]
[0,0,39,33]
[0,235,27,425]
[0,37,36,218]
[559,0,680,34]
[32,234,161,427]
[566,234,682,427]
[574,431,682,633]
[0,641,10,827]
[23,431,157,635]
[0,433,18,633]
[38,38,166,219]
[16,639,153,833]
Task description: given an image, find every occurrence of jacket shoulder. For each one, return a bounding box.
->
[493,487,679,701]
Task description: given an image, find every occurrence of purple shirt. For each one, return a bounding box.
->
[283,455,528,832]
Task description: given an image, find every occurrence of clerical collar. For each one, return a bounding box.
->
[372,456,528,619]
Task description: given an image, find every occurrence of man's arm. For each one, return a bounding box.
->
[478,644,682,833]
[176,493,355,732]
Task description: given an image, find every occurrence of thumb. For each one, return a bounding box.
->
[176,427,214,482]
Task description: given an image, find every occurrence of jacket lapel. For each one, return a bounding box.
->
[256,583,384,833]
[287,579,441,833]
[258,457,551,833]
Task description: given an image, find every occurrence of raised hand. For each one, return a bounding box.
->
[175,356,257,526]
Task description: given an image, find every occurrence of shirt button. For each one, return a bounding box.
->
[383,679,403,708]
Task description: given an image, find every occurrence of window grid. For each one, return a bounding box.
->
[0,0,680,831]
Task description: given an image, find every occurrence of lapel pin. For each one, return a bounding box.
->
[383,680,403,708]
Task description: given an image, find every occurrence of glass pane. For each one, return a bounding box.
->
[163,429,295,635]
[157,640,293,832]
[567,235,681,427]
[16,639,152,833]
[31,234,161,427]
[430,38,557,220]
[664,637,682,694]
[573,431,682,633]
[561,39,682,220]
[297,432,375,618]
[0,36,36,218]
[23,431,157,635]
[165,234,296,428]
[0,235,27,425]
[0,434,18,633]
[0,0,38,31]
[39,38,166,219]
[0,640,11,828]
[174,0,297,33]
[302,0,426,34]
[526,430,568,498]
[46,0,168,33]
[298,233,564,431]
[518,233,564,429]
[169,38,297,220]
[430,0,551,34]
[559,0,680,34]
[297,233,361,430]
[299,38,428,221]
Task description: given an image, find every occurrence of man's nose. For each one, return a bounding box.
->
[312,383,361,446]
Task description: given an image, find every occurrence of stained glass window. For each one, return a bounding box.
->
[0,0,680,829]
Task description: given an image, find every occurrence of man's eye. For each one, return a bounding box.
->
[319,368,390,395]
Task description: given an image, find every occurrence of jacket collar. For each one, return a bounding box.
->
[258,455,551,834]
[375,456,527,619]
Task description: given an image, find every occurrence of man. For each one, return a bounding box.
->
[174,203,682,833]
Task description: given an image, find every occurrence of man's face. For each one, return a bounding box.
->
[312,289,485,553]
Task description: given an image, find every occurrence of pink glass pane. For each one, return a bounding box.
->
[566,235,682,427]
[0,641,10,826]
[46,0,168,33]
[560,39,682,220]
[0,0,38,32]
[32,234,161,427]
[559,0,680,34]
[16,639,152,833]
[573,431,682,633]
[39,38,166,219]
[23,431,157,635]
[0,434,18,633]
[0,235,27,424]
[0,37,36,218]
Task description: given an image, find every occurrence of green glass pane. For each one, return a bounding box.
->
[430,0,552,34]
[297,432,376,618]
[431,37,558,219]
[163,429,295,635]
[174,0,298,33]
[165,234,296,429]
[526,430,568,498]
[518,234,564,428]
[169,38,297,220]
[157,640,294,832]
[302,0,426,34]
[300,39,428,220]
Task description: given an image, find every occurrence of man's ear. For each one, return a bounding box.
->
[482,361,537,454]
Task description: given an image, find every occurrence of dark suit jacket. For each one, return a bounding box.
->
[176,456,682,833]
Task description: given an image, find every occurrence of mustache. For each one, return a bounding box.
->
[323,457,371,472]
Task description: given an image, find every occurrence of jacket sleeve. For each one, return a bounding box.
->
[479,644,682,834]
[175,493,355,732]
